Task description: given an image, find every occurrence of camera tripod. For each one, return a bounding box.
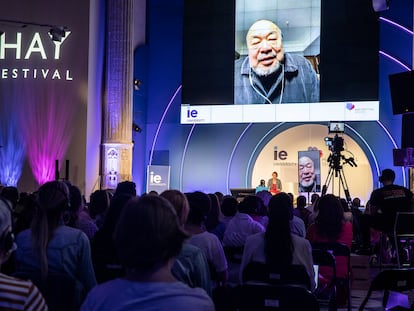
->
[321,152,352,203]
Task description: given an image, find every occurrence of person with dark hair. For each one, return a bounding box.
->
[81,195,214,311]
[359,168,414,254]
[205,193,226,241]
[0,196,48,310]
[88,189,111,229]
[220,196,238,227]
[114,181,136,197]
[185,191,228,286]
[65,184,98,240]
[306,194,352,289]
[91,193,133,283]
[293,195,311,228]
[240,192,315,289]
[14,181,96,301]
[223,195,265,248]
[255,179,268,193]
[160,190,212,296]
[1,186,19,210]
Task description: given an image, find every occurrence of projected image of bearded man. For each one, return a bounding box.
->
[299,156,318,192]
[234,19,319,105]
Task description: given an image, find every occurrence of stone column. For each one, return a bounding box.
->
[101,0,134,189]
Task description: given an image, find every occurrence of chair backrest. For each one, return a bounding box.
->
[242,262,311,290]
[394,212,414,236]
[359,268,414,311]
[13,271,85,311]
[238,283,320,311]
[311,242,352,311]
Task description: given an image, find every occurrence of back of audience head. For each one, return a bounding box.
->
[238,195,262,216]
[0,196,16,262]
[265,192,293,267]
[185,191,211,226]
[205,193,222,231]
[32,180,71,279]
[315,194,344,241]
[311,193,320,204]
[114,195,189,274]
[296,195,307,209]
[100,193,134,237]
[89,189,111,220]
[220,196,238,217]
[114,181,136,197]
[256,190,272,207]
[352,197,361,208]
[160,190,189,226]
[1,186,19,210]
[339,197,350,212]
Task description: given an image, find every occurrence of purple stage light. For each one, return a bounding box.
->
[19,85,75,185]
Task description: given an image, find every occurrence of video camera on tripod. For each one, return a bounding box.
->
[321,122,356,203]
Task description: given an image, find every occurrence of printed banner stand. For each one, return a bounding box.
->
[146,165,170,194]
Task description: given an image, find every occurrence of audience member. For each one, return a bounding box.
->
[13,192,37,236]
[293,195,311,228]
[205,193,226,241]
[350,197,363,248]
[160,190,212,296]
[1,186,19,211]
[284,194,306,238]
[14,181,96,298]
[223,195,265,248]
[91,193,133,283]
[359,169,414,254]
[0,196,48,310]
[114,181,136,197]
[251,195,269,228]
[306,194,352,290]
[220,196,238,227]
[81,195,214,311]
[255,190,272,208]
[88,189,111,229]
[340,197,353,223]
[240,192,315,289]
[65,184,98,240]
[184,191,228,286]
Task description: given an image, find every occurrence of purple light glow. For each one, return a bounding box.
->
[19,86,75,185]
[380,17,414,35]
[379,51,411,70]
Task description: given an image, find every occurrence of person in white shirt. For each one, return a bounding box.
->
[223,195,265,247]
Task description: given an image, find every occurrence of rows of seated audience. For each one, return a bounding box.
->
[0,181,370,310]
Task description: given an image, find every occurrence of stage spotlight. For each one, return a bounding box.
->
[372,0,389,12]
[134,78,142,91]
[132,122,142,133]
[49,26,66,42]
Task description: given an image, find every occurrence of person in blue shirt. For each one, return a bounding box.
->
[255,179,268,193]
[234,19,319,105]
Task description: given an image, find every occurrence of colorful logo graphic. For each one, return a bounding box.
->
[346,102,355,110]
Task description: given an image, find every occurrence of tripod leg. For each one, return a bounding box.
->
[322,167,334,196]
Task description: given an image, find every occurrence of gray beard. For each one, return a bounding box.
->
[253,62,281,77]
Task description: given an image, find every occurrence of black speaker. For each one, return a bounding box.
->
[389,70,414,115]
[402,113,414,148]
